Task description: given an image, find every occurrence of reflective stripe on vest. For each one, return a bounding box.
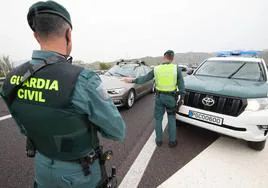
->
[154,64,177,92]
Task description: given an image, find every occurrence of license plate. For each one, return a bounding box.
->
[188,110,223,125]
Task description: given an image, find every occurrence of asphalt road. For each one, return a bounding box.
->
[0,94,219,188]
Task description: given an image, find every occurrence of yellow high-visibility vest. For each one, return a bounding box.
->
[154,64,177,92]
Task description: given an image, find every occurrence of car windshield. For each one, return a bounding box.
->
[195,60,265,81]
[105,64,137,77]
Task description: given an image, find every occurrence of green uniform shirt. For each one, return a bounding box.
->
[0,51,126,142]
[133,63,185,97]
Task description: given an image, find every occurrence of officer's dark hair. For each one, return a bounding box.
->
[164,50,175,60]
[34,13,70,39]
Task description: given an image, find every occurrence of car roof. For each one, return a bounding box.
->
[116,60,147,66]
[207,56,263,63]
[117,63,143,67]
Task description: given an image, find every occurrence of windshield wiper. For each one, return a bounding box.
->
[228,63,246,79]
[195,74,227,78]
[106,71,113,76]
[230,77,260,82]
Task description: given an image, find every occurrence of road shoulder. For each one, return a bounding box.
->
[158,137,268,188]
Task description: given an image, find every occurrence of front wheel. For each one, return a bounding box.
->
[248,140,266,151]
[126,90,135,108]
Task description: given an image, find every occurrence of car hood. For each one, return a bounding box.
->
[185,75,268,98]
[99,75,133,90]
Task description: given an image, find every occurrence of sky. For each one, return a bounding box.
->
[0,0,268,63]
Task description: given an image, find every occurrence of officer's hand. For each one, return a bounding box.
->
[122,77,133,83]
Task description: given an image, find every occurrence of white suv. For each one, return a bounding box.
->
[177,51,268,150]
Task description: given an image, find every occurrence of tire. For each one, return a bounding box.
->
[248,140,266,151]
[126,89,135,108]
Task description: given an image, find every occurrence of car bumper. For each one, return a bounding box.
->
[109,94,128,107]
[176,105,268,142]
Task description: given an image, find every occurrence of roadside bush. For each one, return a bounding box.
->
[0,55,13,77]
[99,63,112,70]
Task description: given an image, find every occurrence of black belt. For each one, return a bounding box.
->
[66,155,98,164]
[155,90,177,95]
[65,151,98,162]
[65,150,99,176]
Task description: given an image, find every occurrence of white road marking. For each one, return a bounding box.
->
[158,137,268,188]
[0,114,12,121]
[119,113,168,188]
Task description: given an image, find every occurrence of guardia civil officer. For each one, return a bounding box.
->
[123,50,185,147]
[0,1,125,187]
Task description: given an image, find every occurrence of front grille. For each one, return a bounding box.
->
[184,90,247,117]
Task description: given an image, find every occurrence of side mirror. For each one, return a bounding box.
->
[186,68,194,75]
[180,68,186,72]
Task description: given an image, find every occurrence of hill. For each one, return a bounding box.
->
[73,52,214,70]
[8,51,268,71]
[75,51,268,70]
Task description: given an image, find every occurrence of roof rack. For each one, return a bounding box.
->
[216,50,260,57]
[135,60,146,65]
[116,59,146,66]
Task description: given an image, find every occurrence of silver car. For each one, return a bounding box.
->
[100,61,154,108]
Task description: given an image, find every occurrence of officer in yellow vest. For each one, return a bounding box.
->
[124,50,185,147]
[0,1,125,187]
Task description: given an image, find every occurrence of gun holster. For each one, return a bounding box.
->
[96,147,118,188]
[26,137,36,158]
[176,94,184,112]
[176,100,183,111]
[97,166,117,188]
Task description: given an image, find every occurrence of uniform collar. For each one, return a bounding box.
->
[162,62,171,65]
[31,50,71,64]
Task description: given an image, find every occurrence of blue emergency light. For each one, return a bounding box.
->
[216,50,260,57]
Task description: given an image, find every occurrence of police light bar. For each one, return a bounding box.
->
[216,50,260,57]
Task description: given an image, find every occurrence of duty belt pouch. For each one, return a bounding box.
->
[176,95,183,111]
[80,158,91,176]
[79,151,98,176]
[26,137,36,158]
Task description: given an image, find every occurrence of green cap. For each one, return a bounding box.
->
[27,1,72,31]
[164,50,175,57]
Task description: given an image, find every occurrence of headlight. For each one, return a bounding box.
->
[107,88,126,95]
[245,98,268,111]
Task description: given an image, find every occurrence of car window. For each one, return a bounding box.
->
[105,64,136,77]
[232,63,264,81]
[195,61,243,78]
[135,66,146,77]
[195,60,264,81]
[143,66,152,74]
